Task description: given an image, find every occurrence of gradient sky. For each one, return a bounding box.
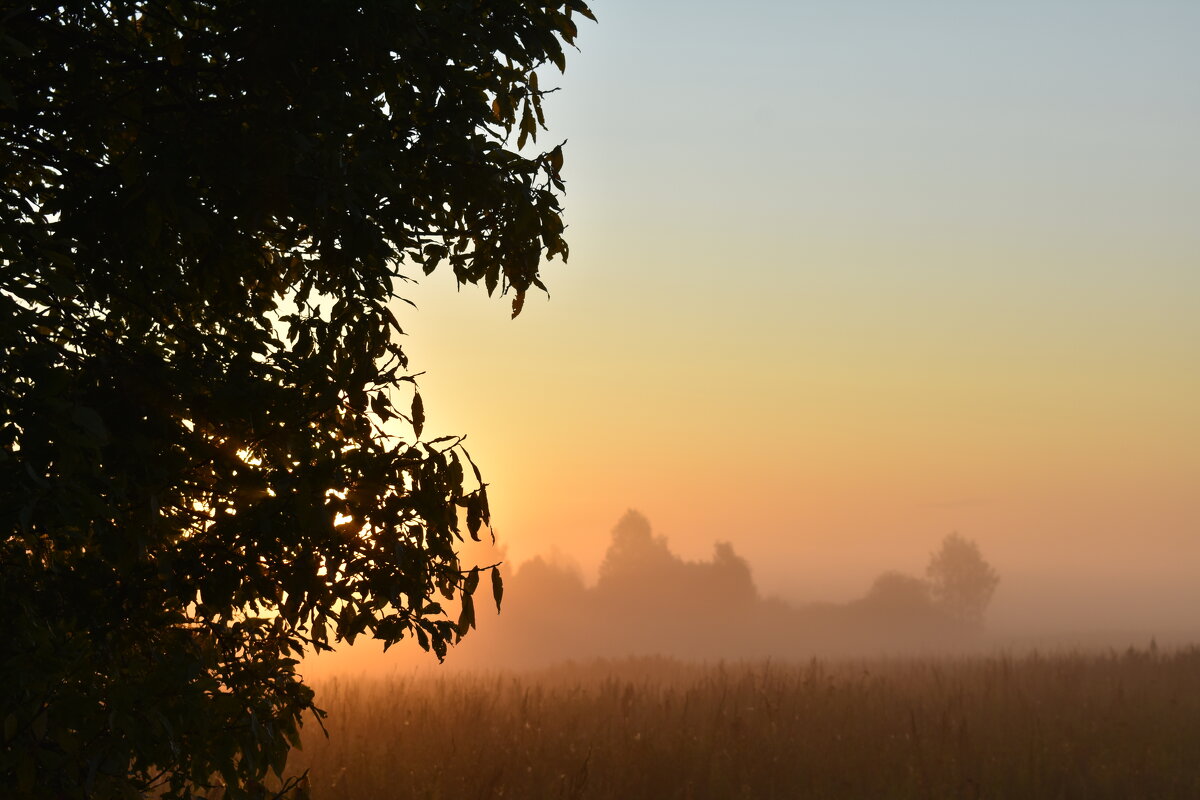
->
[391,0,1198,633]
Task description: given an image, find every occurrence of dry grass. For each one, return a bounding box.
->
[283,647,1200,799]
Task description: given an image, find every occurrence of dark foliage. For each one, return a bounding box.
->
[0,1,592,797]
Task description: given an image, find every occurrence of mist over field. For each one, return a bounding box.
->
[303,509,1199,679]
[293,509,1200,797]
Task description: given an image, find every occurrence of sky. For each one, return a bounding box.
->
[387,0,1199,636]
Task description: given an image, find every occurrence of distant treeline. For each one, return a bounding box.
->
[453,511,1000,667]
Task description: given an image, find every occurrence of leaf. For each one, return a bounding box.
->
[457,593,475,633]
[463,566,479,595]
[382,305,404,334]
[16,750,35,793]
[466,500,482,540]
[511,290,525,318]
[518,102,537,149]
[1,32,34,58]
[411,392,424,439]
[31,709,46,740]
[432,631,448,660]
[71,405,109,445]
[463,450,484,485]
[491,566,504,612]
[573,2,598,22]
[370,393,394,422]
[0,77,16,110]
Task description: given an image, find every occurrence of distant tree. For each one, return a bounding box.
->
[925,533,1000,625]
[597,510,677,585]
[1,2,592,798]
[512,554,588,605]
[861,571,934,613]
[707,541,758,606]
[596,513,761,623]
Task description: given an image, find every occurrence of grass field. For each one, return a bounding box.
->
[285,647,1200,799]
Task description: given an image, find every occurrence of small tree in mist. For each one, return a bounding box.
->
[512,555,588,606]
[590,510,765,657]
[925,533,999,625]
[862,571,934,614]
[708,541,758,606]
[597,510,676,585]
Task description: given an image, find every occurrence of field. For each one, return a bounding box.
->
[285,647,1200,799]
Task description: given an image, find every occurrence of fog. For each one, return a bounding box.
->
[303,509,1200,678]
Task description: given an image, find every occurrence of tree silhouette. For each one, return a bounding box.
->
[862,571,934,613]
[597,510,676,585]
[0,2,592,797]
[925,533,1000,625]
[512,554,588,608]
[706,541,758,607]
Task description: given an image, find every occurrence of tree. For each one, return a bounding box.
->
[597,510,676,586]
[0,2,593,797]
[925,533,1000,625]
[861,571,934,614]
[706,541,757,607]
